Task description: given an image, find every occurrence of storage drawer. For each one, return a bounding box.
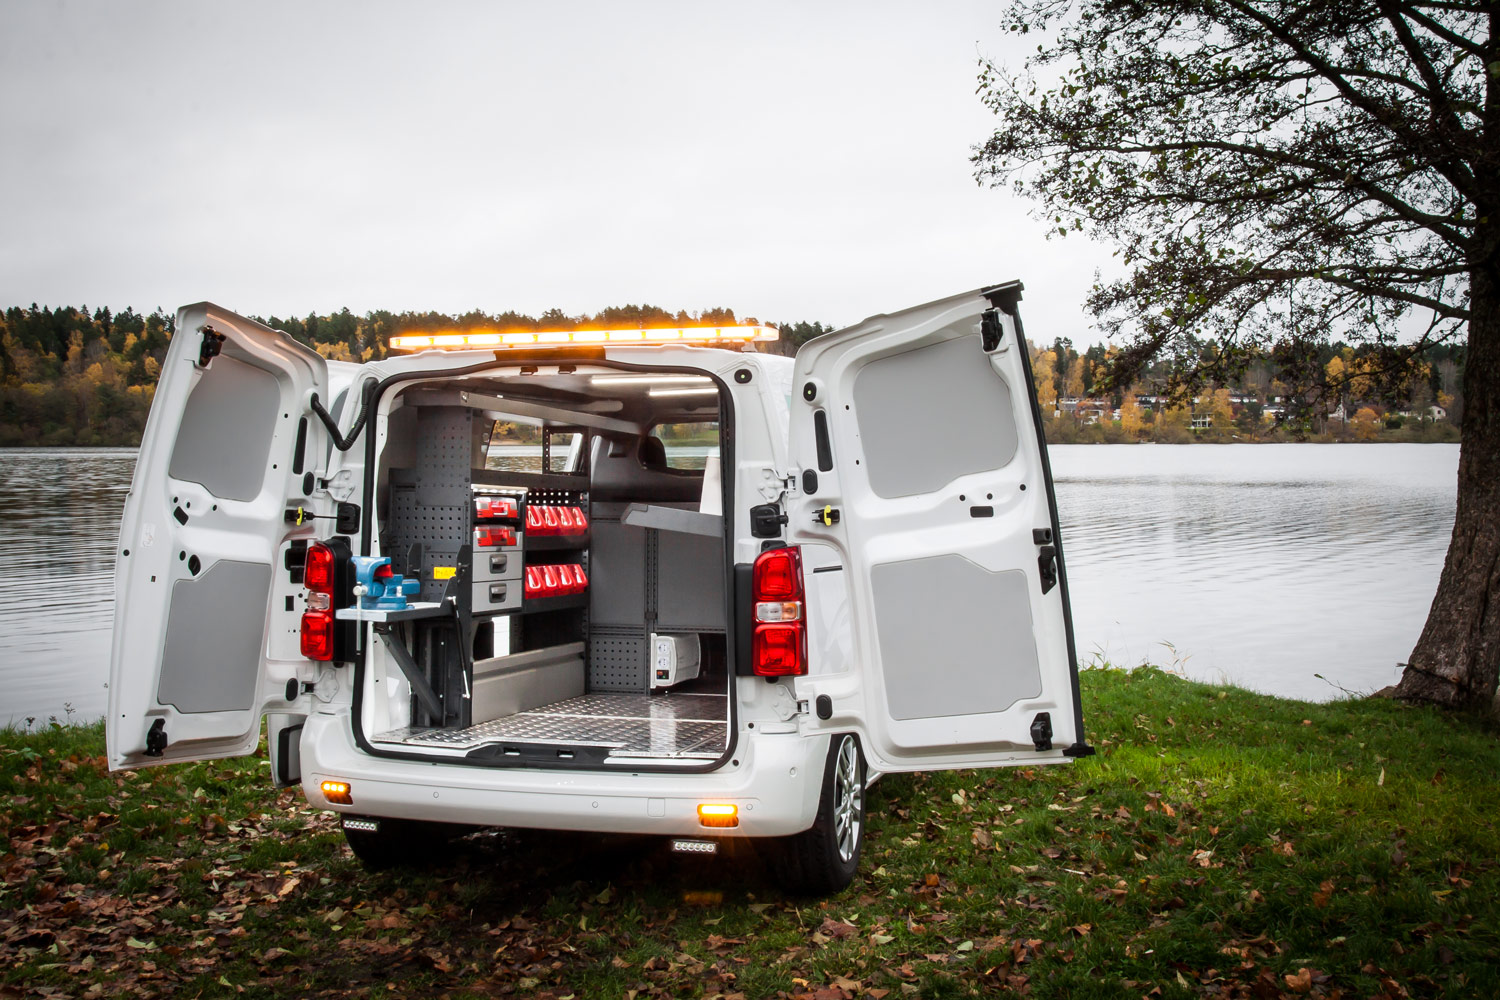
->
[472,550,524,582]
[472,578,523,613]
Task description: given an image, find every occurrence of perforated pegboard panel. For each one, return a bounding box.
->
[387,407,475,603]
[589,625,647,691]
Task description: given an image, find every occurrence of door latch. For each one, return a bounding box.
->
[813,505,841,527]
[1033,527,1057,594]
[143,719,168,757]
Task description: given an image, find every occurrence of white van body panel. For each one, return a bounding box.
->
[302,708,829,836]
[107,287,1086,846]
[786,285,1085,773]
[108,303,330,769]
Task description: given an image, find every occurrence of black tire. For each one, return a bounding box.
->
[342,817,463,872]
[771,733,865,895]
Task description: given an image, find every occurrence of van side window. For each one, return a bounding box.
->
[648,421,718,472]
[485,420,543,472]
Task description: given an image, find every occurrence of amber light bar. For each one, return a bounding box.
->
[389,326,778,351]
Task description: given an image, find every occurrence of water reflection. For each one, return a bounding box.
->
[1053,443,1458,700]
[0,449,136,725]
[0,443,1459,724]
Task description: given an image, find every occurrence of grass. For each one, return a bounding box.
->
[2,666,1497,999]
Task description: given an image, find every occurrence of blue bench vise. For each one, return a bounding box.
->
[351,556,421,611]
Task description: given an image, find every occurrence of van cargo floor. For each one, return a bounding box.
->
[375,692,728,759]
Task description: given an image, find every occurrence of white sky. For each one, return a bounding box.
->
[0,1,1114,343]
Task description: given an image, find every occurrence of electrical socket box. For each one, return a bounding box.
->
[650,632,701,690]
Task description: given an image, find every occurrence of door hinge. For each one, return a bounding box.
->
[198,325,226,368]
[750,503,788,539]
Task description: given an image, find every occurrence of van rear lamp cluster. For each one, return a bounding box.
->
[300,541,337,661]
[320,780,353,805]
[388,326,778,351]
[697,803,739,828]
[751,547,807,676]
[526,505,588,536]
[525,563,588,598]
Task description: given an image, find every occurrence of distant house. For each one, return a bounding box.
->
[1190,414,1212,430]
[1429,404,1447,421]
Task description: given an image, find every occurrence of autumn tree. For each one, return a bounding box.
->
[1032,346,1059,410]
[976,2,1498,711]
[1119,391,1146,438]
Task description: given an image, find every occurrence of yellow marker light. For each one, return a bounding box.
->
[388,326,778,352]
[697,803,739,828]
[320,780,353,805]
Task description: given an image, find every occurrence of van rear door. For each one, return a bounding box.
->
[107,303,330,769]
[785,283,1091,774]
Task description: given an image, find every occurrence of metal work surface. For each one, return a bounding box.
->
[374,691,728,758]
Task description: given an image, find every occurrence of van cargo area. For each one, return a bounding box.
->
[355,367,733,767]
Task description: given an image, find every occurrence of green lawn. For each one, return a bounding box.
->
[3,667,1496,999]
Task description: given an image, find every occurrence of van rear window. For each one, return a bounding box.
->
[649,422,718,471]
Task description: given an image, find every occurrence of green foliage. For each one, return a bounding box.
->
[4,672,1497,997]
[974,2,1489,401]
[0,302,754,447]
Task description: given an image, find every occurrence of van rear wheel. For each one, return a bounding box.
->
[771,733,865,895]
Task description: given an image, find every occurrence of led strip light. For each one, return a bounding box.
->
[389,326,777,351]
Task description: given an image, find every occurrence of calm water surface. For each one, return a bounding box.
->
[0,443,1458,723]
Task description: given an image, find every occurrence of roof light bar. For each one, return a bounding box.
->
[390,326,777,352]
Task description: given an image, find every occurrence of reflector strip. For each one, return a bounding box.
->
[671,839,719,854]
[389,326,778,351]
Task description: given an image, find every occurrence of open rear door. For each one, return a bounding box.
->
[107,303,329,769]
[786,283,1091,773]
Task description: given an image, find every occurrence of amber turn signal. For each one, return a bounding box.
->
[320,780,352,805]
[697,803,738,828]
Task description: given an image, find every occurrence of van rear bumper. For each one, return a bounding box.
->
[299,712,828,837]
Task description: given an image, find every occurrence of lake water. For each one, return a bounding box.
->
[0,443,1458,724]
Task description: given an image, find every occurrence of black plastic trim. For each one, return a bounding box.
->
[813,410,833,472]
[292,417,308,474]
[275,723,305,785]
[1001,287,1094,758]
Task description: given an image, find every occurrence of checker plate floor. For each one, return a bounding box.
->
[375,692,728,758]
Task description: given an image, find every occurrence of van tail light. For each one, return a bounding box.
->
[301,611,334,659]
[752,546,806,676]
[304,541,336,594]
[301,541,338,661]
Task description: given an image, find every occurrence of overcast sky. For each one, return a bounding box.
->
[0,1,1115,342]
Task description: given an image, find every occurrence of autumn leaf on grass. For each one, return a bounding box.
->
[1284,967,1314,993]
[1312,880,1334,908]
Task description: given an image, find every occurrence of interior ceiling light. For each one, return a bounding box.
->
[589,374,713,386]
[648,387,720,397]
[390,326,777,352]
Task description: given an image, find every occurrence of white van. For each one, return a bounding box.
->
[107,283,1091,894]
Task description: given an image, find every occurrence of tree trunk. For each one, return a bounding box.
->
[1391,240,1500,713]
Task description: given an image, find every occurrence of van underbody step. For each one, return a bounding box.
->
[375,692,728,758]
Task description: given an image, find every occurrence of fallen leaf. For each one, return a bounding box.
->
[1312,880,1334,908]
